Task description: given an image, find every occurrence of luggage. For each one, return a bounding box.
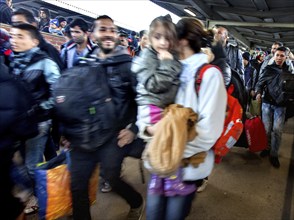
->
[248,99,261,116]
[244,116,267,152]
[35,151,99,220]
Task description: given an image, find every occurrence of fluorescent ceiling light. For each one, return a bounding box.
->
[184,8,196,16]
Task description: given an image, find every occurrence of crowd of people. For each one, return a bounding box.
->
[1,1,294,220]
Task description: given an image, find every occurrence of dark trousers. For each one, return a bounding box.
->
[0,148,24,219]
[69,137,145,220]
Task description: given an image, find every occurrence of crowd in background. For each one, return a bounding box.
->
[1,0,294,220]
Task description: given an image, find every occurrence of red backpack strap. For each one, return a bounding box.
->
[195,64,219,95]
[227,83,235,95]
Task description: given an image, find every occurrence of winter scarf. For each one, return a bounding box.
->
[10,47,40,76]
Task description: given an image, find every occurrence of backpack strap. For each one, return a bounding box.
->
[227,83,235,95]
[195,64,219,95]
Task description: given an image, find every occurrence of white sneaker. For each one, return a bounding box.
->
[197,179,208,193]
[24,195,39,214]
[100,181,112,193]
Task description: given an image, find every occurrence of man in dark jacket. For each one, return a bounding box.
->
[214,26,244,82]
[255,46,292,168]
[38,7,50,33]
[64,15,145,220]
[134,30,148,57]
[9,23,60,213]
[242,52,256,94]
[11,8,65,70]
[0,0,12,25]
[0,41,30,220]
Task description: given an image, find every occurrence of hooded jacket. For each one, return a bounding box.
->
[175,53,227,180]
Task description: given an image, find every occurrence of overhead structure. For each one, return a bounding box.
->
[11,0,134,33]
[151,0,294,51]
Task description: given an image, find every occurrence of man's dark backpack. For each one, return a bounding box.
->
[229,68,248,113]
[268,71,294,105]
[53,61,117,151]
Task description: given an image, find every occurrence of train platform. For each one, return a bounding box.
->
[91,118,294,220]
[27,118,293,220]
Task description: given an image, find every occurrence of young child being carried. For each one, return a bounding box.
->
[132,14,196,196]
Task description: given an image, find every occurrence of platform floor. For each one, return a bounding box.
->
[27,118,294,220]
[92,118,293,220]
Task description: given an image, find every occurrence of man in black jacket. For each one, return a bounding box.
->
[0,0,12,25]
[10,23,61,214]
[63,15,145,220]
[11,8,65,70]
[0,39,30,220]
[11,8,64,162]
[255,46,292,168]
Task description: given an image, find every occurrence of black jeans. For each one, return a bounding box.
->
[0,148,24,219]
[69,137,145,220]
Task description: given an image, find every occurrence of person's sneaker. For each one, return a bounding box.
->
[24,195,39,215]
[260,149,270,157]
[269,156,280,168]
[127,199,145,220]
[100,181,112,193]
[197,179,208,193]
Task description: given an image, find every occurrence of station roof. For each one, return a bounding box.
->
[12,0,294,52]
[151,0,294,52]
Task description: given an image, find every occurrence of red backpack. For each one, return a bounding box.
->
[195,64,244,163]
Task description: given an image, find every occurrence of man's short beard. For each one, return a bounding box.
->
[100,47,113,54]
[97,40,118,54]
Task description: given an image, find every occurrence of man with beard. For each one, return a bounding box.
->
[60,18,96,69]
[65,15,145,220]
[38,7,50,33]
[214,26,244,81]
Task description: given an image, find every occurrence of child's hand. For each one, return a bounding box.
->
[145,122,160,136]
[157,50,173,60]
